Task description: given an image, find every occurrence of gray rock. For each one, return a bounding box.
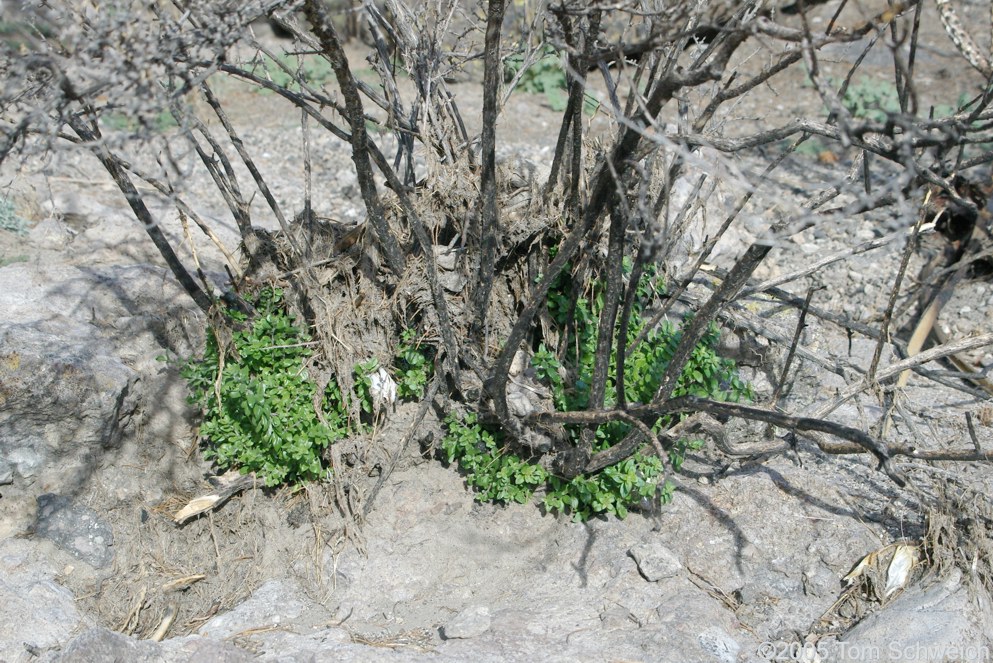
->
[199,579,326,639]
[0,577,81,660]
[59,623,400,663]
[599,605,637,629]
[0,459,12,485]
[0,258,199,514]
[831,570,993,662]
[59,628,172,662]
[0,538,86,662]
[442,605,492,639]
[0,319,139,493]
[168,636,257,663]
[629,541,683,581]
[59,627,254,663]
[698,626,741,663]
[739,568,804,605]
[34,494,114,568]
[608,579,677,627]
[433,244,459,271]
[801,562,838,598]
[243,629,363,663]
[438,270,466,293]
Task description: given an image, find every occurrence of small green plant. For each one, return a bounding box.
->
[804,74,900,123]
[504,46,598,114]
[181,288,369,487]
[796,84,988,160]
[394,328,434,400]
[443,263,752,521]
[840,77,900,123]
[543,453,669,521]
[0,254,28,267]
[0,197,28,235]
[442,412,548,505]
[253,52,334,94]
[102,109,178,133]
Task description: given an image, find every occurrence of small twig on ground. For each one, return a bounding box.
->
[173,471,258,524]
[740,227,915,297]
[966,411,982,451]
[772,285,817,404]
[809,333,993,420]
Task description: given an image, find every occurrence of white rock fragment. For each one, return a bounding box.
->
[442,605,491,639]
[628,542,683,582]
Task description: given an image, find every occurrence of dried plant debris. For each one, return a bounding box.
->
[815,475,993,638]
[924,478,993,593]
[173,471,258,524]
[910,172,993,395]
[843,542,922,602]
[814,541,924,634]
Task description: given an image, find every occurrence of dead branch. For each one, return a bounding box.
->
[808,333,993,420]
[526,395,906,486]
[66,114,213,314]
[469,0,507,338]
[304,0,406,276]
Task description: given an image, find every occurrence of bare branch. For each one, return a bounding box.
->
[303,0,406,276]
[469,0,507,340]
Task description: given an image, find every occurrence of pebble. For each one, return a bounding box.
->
[628,542,683,582]
[698,627,741,663]
[442,605,492,639]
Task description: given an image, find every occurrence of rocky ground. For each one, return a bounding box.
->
[3,4,993,662]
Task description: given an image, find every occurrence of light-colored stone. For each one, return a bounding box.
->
[199,579,327,639]
[831,570,993,662]
[629,541,683,582]
[698,626,741,663]
[0,459,14,485]
[59,627,254,663]
[442,605,492,639]
[0,539,87,662]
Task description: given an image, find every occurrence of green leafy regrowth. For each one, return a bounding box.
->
[503,46,598,114]
[102,109,178,133]
[0,197,28,235]
[443,263,752,521]
[442,413,548,505]
[180,288,437,487]
[181,288,366,487]
[394,328,435,400]
[840,77,900,123]
[834,78,984,126]
[253,51,334,94]
[0,254,28,267]
[804,75,901,123]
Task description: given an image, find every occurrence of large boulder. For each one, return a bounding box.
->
[0,538,90,661]
[0,260,197,500]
